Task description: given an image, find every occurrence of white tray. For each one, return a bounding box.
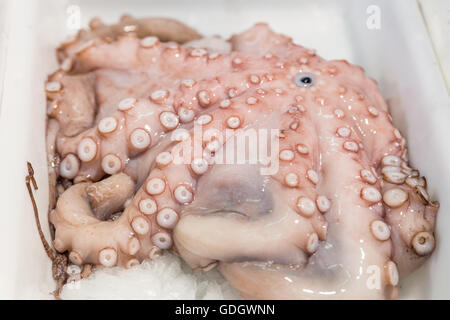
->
[0,0,449,299]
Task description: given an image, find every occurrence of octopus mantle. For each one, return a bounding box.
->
[45,16,438,299]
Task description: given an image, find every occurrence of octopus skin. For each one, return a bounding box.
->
[45,17,438,299]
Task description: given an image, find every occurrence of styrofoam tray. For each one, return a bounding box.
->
[1,0,449,299]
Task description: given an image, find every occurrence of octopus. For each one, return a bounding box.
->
[42,15,438,299]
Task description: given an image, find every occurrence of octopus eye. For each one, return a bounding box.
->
[294,73,315,87]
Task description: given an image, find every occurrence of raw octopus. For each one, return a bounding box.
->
[44,15,438,299]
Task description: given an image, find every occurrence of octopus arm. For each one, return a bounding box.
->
[50,173,156,268]
[57,15,202,69]
[46,72,97,137]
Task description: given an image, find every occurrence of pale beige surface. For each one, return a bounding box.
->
[420,0,450,93]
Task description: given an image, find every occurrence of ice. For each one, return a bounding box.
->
[61,253,241,300]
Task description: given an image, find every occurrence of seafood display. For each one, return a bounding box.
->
[43,16,438,299]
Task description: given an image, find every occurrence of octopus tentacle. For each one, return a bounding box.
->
[46,71,96,137]
[379,156,438,275]
[219,76,400,299]
[52,36,326,183]
[52,35,298,181]
[50,173,156,267]
[57,15,202,72]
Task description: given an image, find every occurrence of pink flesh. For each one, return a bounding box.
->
[47,21,438,299]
